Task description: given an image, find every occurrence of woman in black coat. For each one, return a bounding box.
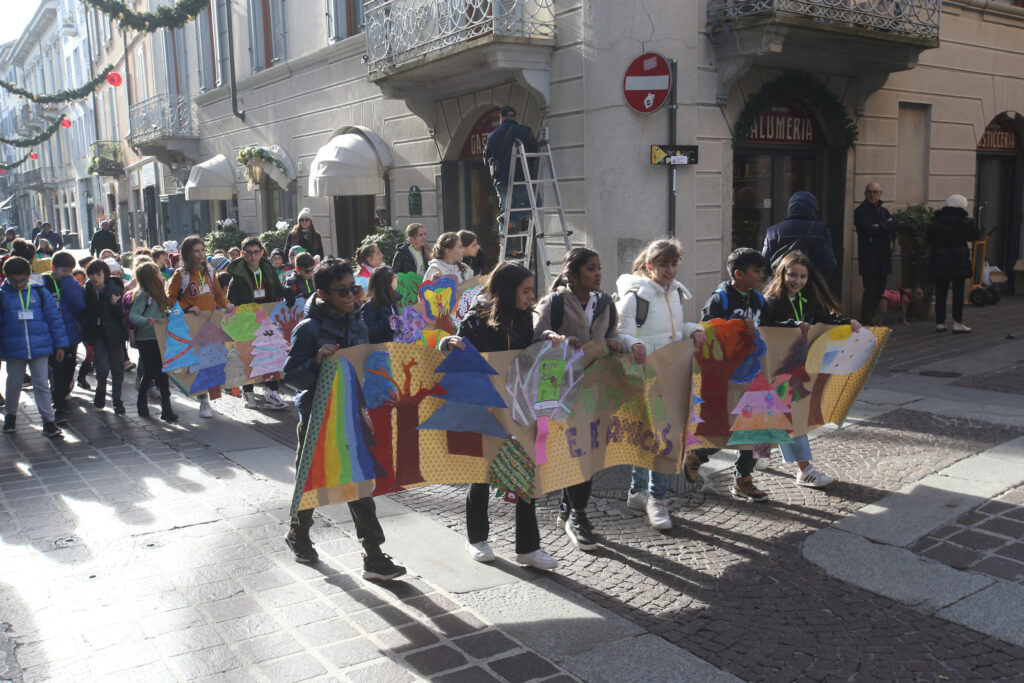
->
[928,194,980,334]
[391,223,429,275]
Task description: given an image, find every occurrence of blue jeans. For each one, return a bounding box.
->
[630,466,668,501]
[780,435,812,463]
[494,181,533,223]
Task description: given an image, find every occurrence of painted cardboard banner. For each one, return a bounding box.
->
[291,324,889,516]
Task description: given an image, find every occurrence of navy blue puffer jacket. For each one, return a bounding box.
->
[0,281,69,359]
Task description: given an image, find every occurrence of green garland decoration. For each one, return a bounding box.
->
[0,66,115,105]
[0,154,31,172]
[237,145,292,180]
[0,116,68,149]
[82,0,208,33]
[732,71,858,149]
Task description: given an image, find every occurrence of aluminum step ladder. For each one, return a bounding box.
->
[497,140,573,290]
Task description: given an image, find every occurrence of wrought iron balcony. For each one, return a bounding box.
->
[129,94,198,147]
[128,94,200,165]
[707,0,941,41]
[365,0,555,75]
[22,167,55,188]
[87,140,124,176]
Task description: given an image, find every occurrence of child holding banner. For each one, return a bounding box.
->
[424,232,471,283]
[129,262,178,423]
[616,239,705,530]
[360,267,400,344]
[760,250,859,488]
[534,248,622,551]
[283,258,406,581]
[445,262,558,570]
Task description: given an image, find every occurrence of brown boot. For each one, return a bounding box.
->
[731,475,769,502]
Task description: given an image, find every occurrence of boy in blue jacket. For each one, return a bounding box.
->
[45,251,86,424]
[1,257,69,438]
[283,258,405,581]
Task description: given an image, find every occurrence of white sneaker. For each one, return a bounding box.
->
[262,390,287,410]
[243,392,259,409]
[515,548,558,570]
[198,397,213,418]
[796,465,835,488]
[646,497,673,530]
[754,458,770,471]
[626,490,647,512]
[952,321,972,334]
[465,541,495,563]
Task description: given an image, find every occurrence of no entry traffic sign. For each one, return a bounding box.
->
[623,53,672,114]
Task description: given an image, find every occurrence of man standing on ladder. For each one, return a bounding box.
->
[484,106,539,236]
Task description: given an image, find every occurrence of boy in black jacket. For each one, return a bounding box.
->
[689,248,770,502]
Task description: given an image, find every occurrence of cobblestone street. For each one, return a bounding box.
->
[2,298,1024,681]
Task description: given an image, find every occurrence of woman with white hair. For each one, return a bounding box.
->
[928,194,981,333]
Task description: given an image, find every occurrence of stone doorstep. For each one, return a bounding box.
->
[803,436,1024,648]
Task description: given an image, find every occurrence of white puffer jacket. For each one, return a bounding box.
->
[615,274,700,353]
[423,258,470,283]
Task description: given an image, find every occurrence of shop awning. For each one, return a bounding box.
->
[309,128,392,197]
[237,144,296,190]
[0,194,14,211]
[184,154,236,201]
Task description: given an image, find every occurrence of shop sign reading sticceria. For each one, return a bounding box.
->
[745,102,823,146]
[460,107,501,160]
[977,117,1022,153]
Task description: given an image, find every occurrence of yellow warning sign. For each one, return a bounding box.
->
[651,146,667,165]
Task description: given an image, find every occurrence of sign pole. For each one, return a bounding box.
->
[668,59,678,237]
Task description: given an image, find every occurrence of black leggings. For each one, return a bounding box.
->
[466,483,540,555]
[137,340,170,401]
[934,277,965,325]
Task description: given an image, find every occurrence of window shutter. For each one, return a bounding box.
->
[270,0,285,63]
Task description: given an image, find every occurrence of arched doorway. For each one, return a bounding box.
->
[975,114,1024,274]
[731,99,847,293]
[441,107,501,272]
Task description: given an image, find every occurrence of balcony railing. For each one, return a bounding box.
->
[365,0,556,73]
[22,167,55,187]
[88,140,124,176]
[128,94,198,147]
[707,0,941,41]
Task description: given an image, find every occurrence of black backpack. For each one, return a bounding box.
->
[549,291,618,339]
[613,285,685,328]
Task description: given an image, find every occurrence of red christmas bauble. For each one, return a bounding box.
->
[0,169,6,174]
[29,152,37,160]
[107,72,123,87]
[61,119,71,129]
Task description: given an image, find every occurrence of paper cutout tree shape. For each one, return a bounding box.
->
[453,285,484,327]
[364,350,401,494]
[221,304,260,342]
[249,309,288,378]
[418,275,459,334]
[365,348,446,487]
[727,373,793,446]
[506,340,585,465]
[390,306,426,344]
[418,339,507,458]
[270,299,305,345]
[488,437,535,503]
[805,326,877,425]
[162,304,198,371]
[693,319,757,436]
[395,272,423,307]
[775,328,812,402]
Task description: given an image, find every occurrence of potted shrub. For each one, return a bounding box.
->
[892,202,934,321]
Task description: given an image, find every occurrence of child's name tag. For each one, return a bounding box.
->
[18,310,34,320]
[199,285,211,294]
[254,288,266,299]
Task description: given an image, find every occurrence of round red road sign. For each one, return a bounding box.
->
[622,53,672,114]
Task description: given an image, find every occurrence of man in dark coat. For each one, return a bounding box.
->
[484,106,539,227]
[762,191,837,277]
[854,182,899,324]
[89,219,120,257]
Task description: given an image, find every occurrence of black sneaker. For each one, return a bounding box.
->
[285,532,319,563]
[3,415,15,433]
[362,553,407,581]
[565,511,598,551]
[76,377,91,391]
[557,505,570,525]
[0,394,5,408]
[42,421,64,439]
[54,408,71,425]
[113,401,126,415]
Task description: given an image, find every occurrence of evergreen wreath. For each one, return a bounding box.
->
[237,145,292,180]
[0,66,115,105]
[0,116,68,148]
[0,154,31,172]
[82,0,209,33]
[732,71,857,149]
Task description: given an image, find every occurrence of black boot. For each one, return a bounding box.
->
[159,395,178,423]
[137,395,150,418]
[3,415,15,433]
[113,400,125,415]
[77,362,92,390]
[93,388,105,409]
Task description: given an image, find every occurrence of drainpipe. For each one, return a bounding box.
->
[667,59,678,237]
[226,1,245,121]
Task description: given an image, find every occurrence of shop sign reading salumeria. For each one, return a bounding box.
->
[746,102,823,146]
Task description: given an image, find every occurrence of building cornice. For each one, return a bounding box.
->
[946,0,1024,24]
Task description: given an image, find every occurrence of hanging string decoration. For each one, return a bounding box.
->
[81,0,209,32]
[0,116,69,148]
[0,66,117,105]
[0,154,32,172]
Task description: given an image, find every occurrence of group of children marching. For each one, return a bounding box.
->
[0,227,855,581]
